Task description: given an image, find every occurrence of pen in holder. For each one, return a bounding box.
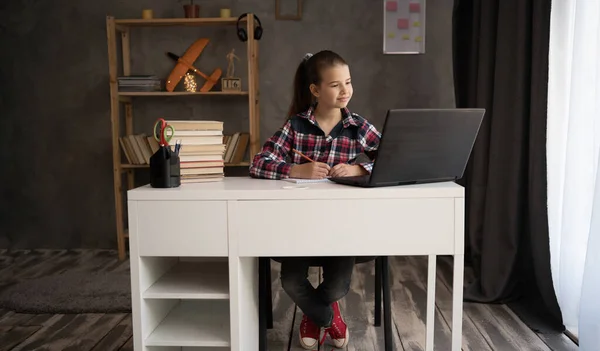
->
[150,118,181,188]
[150,144,181,188]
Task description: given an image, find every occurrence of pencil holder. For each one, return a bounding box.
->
[150,145,181,188]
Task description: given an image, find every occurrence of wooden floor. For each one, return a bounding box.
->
[0,250,578,351]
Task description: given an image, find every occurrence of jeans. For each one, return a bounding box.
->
[280,256,355,327]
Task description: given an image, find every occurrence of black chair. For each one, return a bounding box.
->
[259,256,393,350]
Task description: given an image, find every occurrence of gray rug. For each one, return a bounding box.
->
[0,270,132,314]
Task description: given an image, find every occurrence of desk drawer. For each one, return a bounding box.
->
[236,198,456,256]
[135,201,228,257]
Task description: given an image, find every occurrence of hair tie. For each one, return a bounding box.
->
[303,53,313,62]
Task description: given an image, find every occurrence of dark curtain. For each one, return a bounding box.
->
[452,0,564,332]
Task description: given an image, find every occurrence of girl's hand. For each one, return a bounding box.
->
[329,164,368,178]
[289,162,331,179]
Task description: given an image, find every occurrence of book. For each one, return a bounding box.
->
[165,119,226,183]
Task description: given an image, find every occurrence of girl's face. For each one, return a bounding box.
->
[310,64,353,109]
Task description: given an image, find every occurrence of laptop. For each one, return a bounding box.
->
[329,108,485,188]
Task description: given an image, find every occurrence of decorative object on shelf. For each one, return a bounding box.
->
[225,49,240,78]
[183,73,197,92]
[165,38,222,92]
[275,0,303,20]
[383,0,426,54]
[142,9,154,19]
[222,78,241,91]
[222,49,242,92]
[183,0,200,18]
[236,13,263,42]
[220,8,231,18]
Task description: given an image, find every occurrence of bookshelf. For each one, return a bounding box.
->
[106,15,261,260]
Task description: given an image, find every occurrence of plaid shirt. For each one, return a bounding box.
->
[249,105,381,179]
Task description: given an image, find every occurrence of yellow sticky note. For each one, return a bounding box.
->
[415,36,423,42]
[413,21,420,27]
[402,34,410,40]
[387,32,396,39]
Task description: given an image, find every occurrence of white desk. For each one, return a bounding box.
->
[127,177,465,351]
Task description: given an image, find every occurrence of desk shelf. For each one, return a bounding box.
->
[137,258,232,349]
[143,261,229,300]
[145,300,230,347]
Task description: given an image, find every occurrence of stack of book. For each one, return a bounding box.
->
[117,75,161,92]
[223,132,250,164]
[119,134,159,165]
[165,120,225,183]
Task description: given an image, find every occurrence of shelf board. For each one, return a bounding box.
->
[121,163,248,168]
[114,17,245,28]
[121,164,148,169]
[119,91,248,97]
[145,300,230,347]
[225,162,250,167]
[143,261,229,299]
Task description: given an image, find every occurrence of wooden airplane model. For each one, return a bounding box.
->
[165,38,222,92]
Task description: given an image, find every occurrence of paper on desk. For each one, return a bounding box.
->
[283,178,332,184]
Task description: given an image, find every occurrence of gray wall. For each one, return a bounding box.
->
[0,0,455,249]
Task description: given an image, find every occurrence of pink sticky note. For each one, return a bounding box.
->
[397,18,409,29]
[386,1,398,12]
[409,2,421,12]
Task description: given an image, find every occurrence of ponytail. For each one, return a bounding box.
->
[287,55,314,118]
[286,50,348,119]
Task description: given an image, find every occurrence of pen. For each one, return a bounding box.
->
[292,148,314,162]
[175,140,181,155]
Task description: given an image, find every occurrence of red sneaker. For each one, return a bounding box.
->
[321,301,349,348]
[299,313,320,349]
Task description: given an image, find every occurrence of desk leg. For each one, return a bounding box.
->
[425,255,436,351]
[258,257,269,350]
[228,201,261,350]
[381,256,393,350]
[374,257,382,326]
[229,256,259,351]
[452,254,464,351]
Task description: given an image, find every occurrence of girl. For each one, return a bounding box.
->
[249,50,381,349]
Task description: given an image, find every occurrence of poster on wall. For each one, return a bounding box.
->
[383,0,426,54]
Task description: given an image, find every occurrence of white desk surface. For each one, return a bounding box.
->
[127,177,464,201]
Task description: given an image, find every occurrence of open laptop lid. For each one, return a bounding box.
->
[369,108,485,185]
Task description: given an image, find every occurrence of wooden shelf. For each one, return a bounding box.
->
[225,162,250,167]
[121,163,248,169]
[118,91,249,97]
[113,17,245,29]
[145,300,230,347]
[121,164,148,169]
[143,262,229,300]
[107,14,260,261]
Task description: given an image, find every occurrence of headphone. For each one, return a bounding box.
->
[236,13,263,42]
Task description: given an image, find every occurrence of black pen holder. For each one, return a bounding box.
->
[150,145,181,188]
